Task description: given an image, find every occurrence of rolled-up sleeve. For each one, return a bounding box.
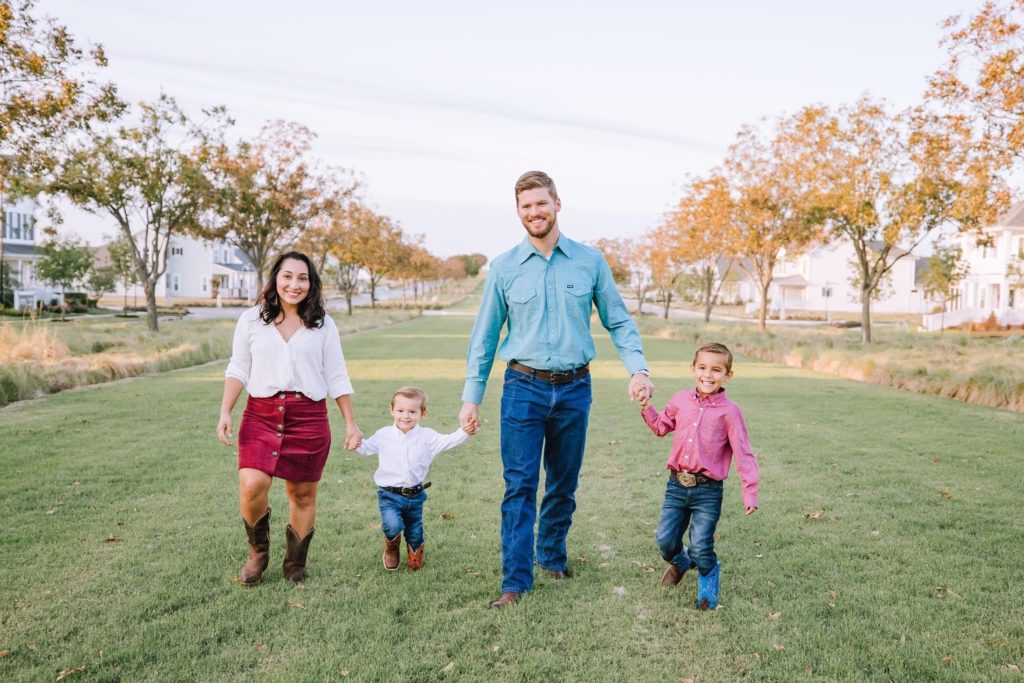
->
[225,311,252,385]
[323,316,354,398]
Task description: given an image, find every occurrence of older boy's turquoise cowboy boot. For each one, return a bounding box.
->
[696,561,720,610]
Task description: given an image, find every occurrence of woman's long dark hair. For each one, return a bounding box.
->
[258,251,326,329]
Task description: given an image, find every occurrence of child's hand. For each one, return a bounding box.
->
[744,506,758,515]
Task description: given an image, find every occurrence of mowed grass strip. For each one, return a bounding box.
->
[1,315,1022,681]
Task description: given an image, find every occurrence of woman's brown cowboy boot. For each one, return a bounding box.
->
[240,508,271,585]
[383,534,401,571]
[406,543,424,571]
[283,524,314,582]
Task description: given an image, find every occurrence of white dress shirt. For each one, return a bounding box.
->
[225,306,354,400]
[356,424,469,487]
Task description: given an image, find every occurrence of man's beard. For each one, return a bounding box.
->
[523,215,555,239]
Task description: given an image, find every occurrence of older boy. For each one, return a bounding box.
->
[640,342,759,610]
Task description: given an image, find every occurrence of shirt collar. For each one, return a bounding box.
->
[514,234,574,264]
[390,424,422,437]
[690,387,726,407]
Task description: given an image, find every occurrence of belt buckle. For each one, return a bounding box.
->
[675,471,697,487]
[548,370,569,383]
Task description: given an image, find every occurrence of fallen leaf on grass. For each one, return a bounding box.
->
[608,439,622,445]
[490,645,499,653]
[340,670,350,676]
[803,510,825,520]
[1006,664,1020,672]
[440,661,455,673]
[943,656,956,666]
[932,457,941,463]
[934,586,961,600]
[104,535,119,543]
[56,667,85,680]
[286,601,304,609]
[682,678,695,683]
[439,513,455,520]
[941,490,954,500]
[0,650,8,658]
[773,644,785,652]
[27,642,37,651]
[768,611,782,621]
[255,643,268,652]
[46,510,56,515]
[612,586,627,596]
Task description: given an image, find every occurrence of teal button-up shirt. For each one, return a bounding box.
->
[462,234,648,404]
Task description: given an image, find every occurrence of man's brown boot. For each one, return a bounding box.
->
[406,543,424,571]
[383,534,401,571]
[240,508,271,585]
[282,524,314,582]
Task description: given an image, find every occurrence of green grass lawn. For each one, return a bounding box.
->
[1,315,1022,681]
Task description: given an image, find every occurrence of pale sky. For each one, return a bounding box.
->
[38,0,973,260]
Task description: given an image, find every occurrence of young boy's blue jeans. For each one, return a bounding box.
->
[655,474,723,575]
[499,366,592,594]
[377,488,427,549]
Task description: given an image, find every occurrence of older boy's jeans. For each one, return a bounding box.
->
[499,367,592,594]
[655,475,723,575]
[376,488,427,549]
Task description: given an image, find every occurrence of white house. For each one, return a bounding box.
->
[922,202,1024,331]
[735,240,931,319]
[107,235,258,303]
[0,196,60,309]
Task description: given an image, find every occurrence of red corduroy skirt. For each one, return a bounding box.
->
[238,392,331,482]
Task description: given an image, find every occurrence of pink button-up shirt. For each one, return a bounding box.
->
[641,388,760,509]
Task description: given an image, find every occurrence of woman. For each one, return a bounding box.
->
[217,251,361,584]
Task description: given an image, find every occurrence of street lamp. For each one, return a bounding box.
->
[823,283,834,323]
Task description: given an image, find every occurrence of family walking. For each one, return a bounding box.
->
[216,170,759,611]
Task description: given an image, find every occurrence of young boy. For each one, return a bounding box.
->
[355,386,472,571]
[639,342,759,610]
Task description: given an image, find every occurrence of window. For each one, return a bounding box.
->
[172,274,180,293]
[201,276,208,293]
[171,246,184,256]
[1017,237,1024,259]
[11,213,21,240]
[23,217,33,241]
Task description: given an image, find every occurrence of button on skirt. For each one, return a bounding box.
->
[238,393,331,482]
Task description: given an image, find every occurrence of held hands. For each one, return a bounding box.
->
[629,372,654,407]
[344,423,363,451]
[217,413,233,445]
[459,402,480,435]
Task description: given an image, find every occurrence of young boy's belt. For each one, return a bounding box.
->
[508,360,590,384]
[382,482,432,497]
[670,470,715,487]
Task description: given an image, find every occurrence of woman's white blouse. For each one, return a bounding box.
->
[225,306,354,400]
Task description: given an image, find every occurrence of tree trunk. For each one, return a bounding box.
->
[703,276,714,323]
[144,279,160,332]
[860,287,873,343]
[369,279,377,309]
[758,282,770,332]
[662,291,671,319]
[345,291,353,315]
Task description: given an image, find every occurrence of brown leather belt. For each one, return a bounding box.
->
[670,470,715,487]
[381,482,431,497]
[508,360,590,384]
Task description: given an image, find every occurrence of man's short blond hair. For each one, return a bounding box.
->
[693,342,734,373]
[391,386,427,411]
[514,170,558,200]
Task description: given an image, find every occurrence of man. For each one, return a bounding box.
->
[459,170,653,609]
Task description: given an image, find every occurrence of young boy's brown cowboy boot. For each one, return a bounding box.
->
[282,524,314,582]
[240,508,271,585]
[383,533,401,571]
[406,543,424,571]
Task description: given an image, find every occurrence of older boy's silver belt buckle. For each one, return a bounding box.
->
[674,471,698,487]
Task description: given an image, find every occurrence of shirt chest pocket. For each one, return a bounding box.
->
[507,287,541,326]
[562,283,593,322]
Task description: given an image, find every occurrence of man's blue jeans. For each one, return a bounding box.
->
[499,366,592,593]
[376,488,427,550]
[655,474,723,575]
